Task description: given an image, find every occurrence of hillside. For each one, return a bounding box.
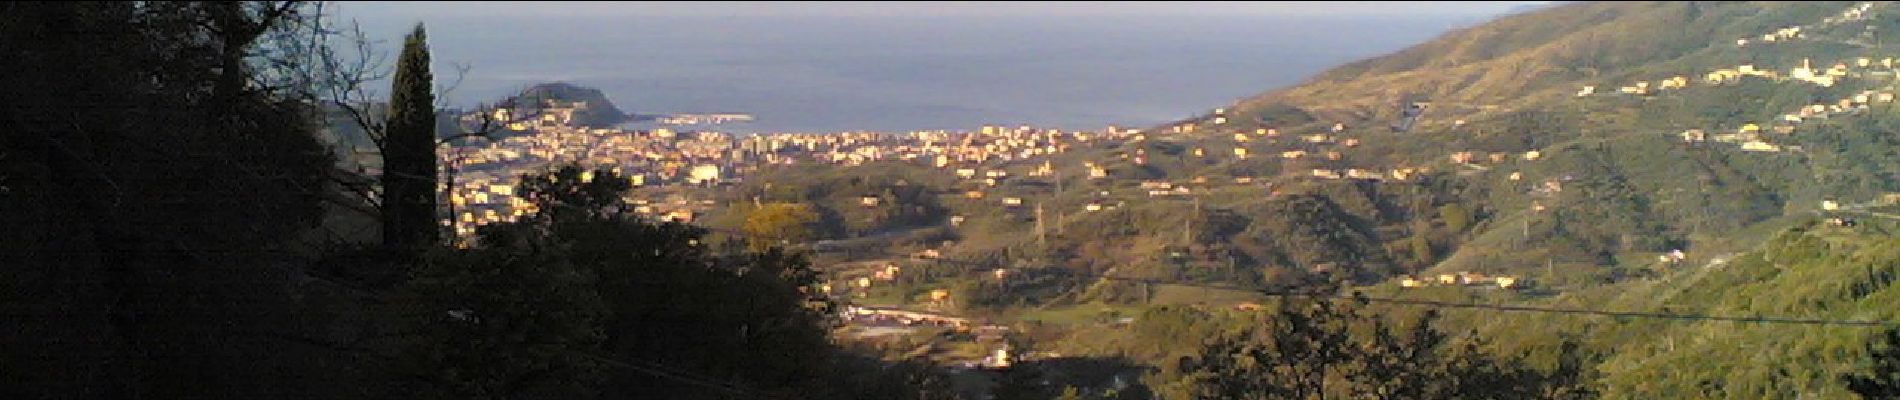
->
[717,0,1900,293]
[502,82,631,127]
[707,2,1900,398]
[1224,1,1870,129]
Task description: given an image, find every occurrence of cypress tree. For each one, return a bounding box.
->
[383,23,438,250]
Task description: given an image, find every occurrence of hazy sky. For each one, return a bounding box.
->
[336,1,1555,19]
[323,1,1559,132]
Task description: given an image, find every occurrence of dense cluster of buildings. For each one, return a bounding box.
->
[431,100,1158,236]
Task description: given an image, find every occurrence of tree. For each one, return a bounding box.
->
[1,2,338,398]
[488,165,845,399]
[1429,333,1540,399]
[993,364,1059,400]
[1348,311,1446,400]
[515,165,633,222]
[1409,235,1435,267]
[382,23,439,251]
[743,202,821,252]
[395,238,607,400]
[1181,296,1568,400]
[1845,328,1900,399]
[1536,338,1601,400]
[1187,298,1357,399]
[1056,386,1084,400]
[1439,203,1471,233]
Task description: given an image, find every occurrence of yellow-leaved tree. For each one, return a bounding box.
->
[744,202,820,252]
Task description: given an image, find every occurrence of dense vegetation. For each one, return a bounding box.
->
[0,3,954,399]
[502,82,631,128]
[700,1,1900,398]
[12,0,1900,399]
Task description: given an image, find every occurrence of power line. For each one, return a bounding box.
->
[576,352,779,400]
[693,224,1900,328]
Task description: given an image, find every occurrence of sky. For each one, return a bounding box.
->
[335,1,1555,19]
[320,1,1560,132]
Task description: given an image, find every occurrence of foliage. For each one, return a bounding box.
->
[383,23,439,250]
[504,82,629,127]
[993,364,1060,400]
[1844,328,1900,399]
[1231,194,1393,285]
[1176,297,1589,400]
[413,164,952,399]
[515,165,634,222]
[395,237,606,400]
[0,2,339,397]
[1440,203,1472,234]
[742,202,823,252]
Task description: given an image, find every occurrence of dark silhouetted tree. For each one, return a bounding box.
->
[1,2,336,398]
[395,239,607,400]
[382,23,438,251]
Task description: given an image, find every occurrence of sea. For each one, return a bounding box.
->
[348,14,1495,134]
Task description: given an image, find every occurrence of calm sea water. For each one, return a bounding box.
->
[353,14,1490,133]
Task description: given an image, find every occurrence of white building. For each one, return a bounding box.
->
[687,164,722,185]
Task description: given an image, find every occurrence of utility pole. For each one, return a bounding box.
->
[1184,215,1194,244]
[1035,202,1047,246]
[1184,196,1202,244]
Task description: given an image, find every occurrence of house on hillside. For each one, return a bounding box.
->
[1740,141,1781,152]
[1706,69,1740,84]
[1658,76,1689,90]
[1619,82,1649,95]
[1346,169,1385,180]
[664,209,695,223]
[913,249,942,260]
[1772,123,1795,135]
[1400,276,1426,288]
